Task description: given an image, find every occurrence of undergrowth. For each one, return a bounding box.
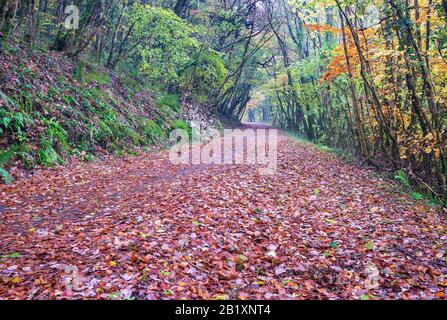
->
[0,52,191,183]
[286,130,444,207]
[285,130,346,159]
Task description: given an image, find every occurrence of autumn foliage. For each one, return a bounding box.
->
[273,0,447,202]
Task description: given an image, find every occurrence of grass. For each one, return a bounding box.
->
[85,70,111,85]
[285,130,342,157]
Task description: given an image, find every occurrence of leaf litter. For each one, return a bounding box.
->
[1,132,447,300]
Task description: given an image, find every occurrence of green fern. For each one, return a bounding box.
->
[0,167,13,184]
[157,94,181,113]
[394,170,410,188]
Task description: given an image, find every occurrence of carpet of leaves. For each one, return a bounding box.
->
[1,131,447,300]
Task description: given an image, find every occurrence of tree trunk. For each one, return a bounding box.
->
[340,11,368,157]
[174,0,190,18]
[0,0,19,40]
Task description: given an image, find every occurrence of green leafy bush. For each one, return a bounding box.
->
[180,49,228,102]
[127,4,199,87]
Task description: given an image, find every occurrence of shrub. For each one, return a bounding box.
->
[157,94,181,113]
[171,119,192,139]
[394,170,410,189]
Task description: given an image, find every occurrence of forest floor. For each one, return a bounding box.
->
[1,126,447,300]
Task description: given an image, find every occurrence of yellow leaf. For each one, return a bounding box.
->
[12,276,22,284]
[109,261,117,267]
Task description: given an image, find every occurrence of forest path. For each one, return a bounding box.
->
[1,127,447,300]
